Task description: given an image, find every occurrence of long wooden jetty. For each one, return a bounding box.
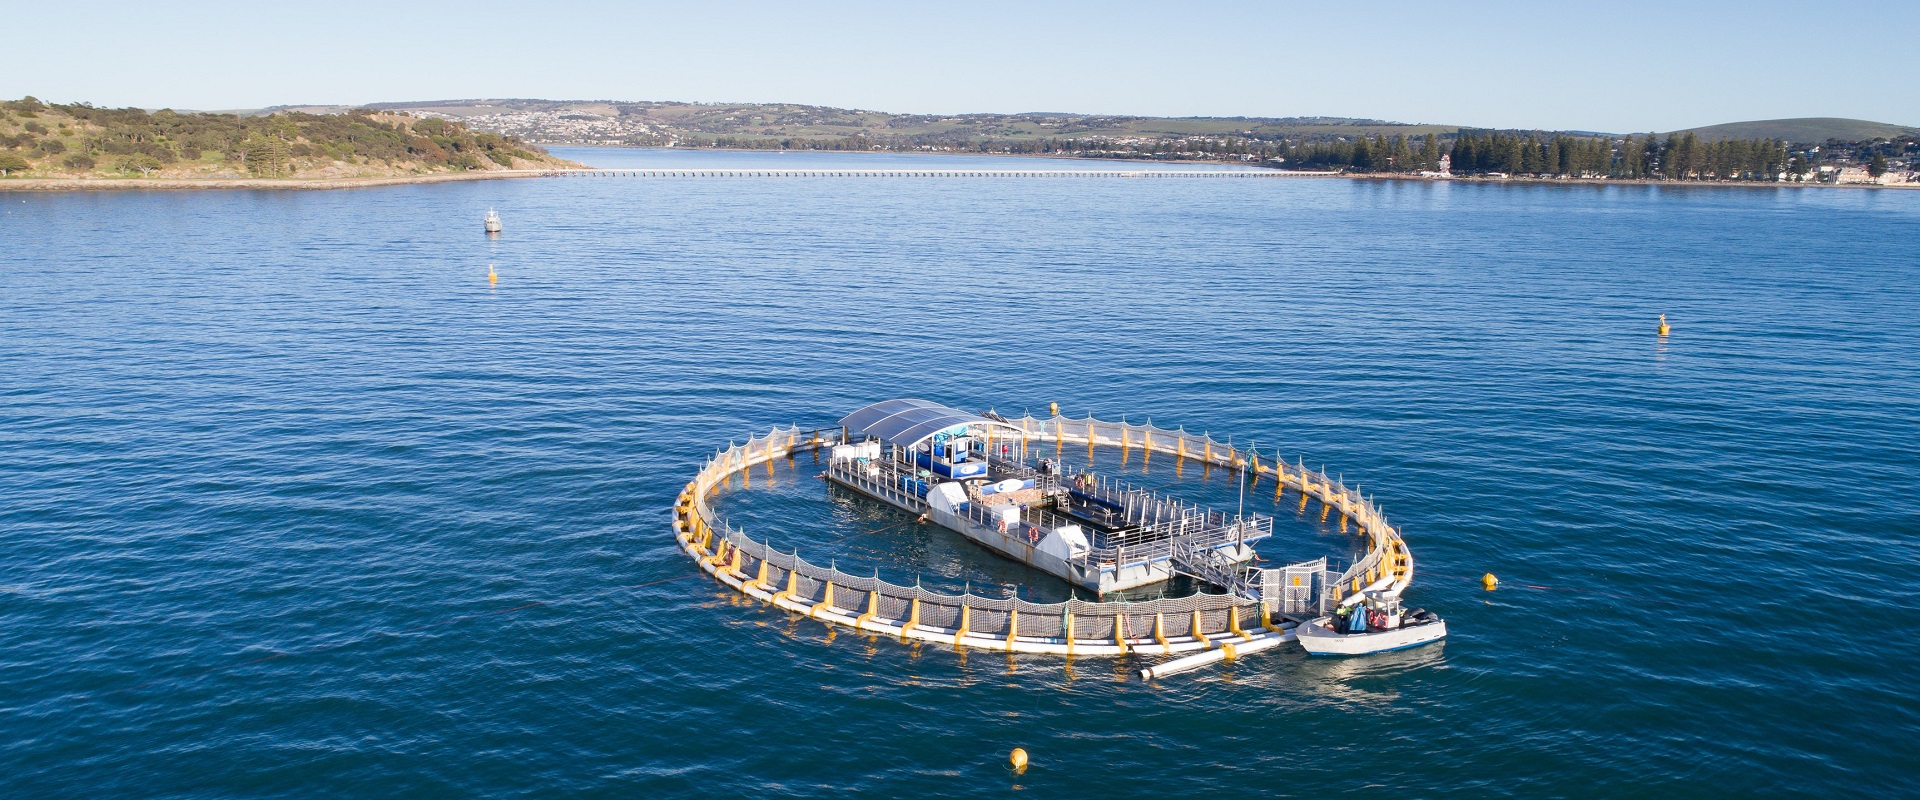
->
[552,168,1339,179]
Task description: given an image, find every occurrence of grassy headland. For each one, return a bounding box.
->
[0,97,579,187]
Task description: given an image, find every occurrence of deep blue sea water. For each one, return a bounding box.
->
[3,147,1917,797]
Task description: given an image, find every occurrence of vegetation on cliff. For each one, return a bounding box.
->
[0,96,575,180]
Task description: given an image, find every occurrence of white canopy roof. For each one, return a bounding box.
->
[837,399,1020,448]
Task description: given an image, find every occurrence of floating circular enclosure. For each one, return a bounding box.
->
[672,413,1414,657]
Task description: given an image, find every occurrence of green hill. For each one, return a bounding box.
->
[0,96,576,180]
[1674,117,1915,143]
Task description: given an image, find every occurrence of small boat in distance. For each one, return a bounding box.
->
[1295,591,1446,655]
[484,209,502,234]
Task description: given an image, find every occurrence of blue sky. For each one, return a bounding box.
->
[4,0,1911,132]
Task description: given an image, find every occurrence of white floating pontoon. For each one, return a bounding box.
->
[823,399,1271,596]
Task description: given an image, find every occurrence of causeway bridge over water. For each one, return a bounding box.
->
[549,168,1340,179]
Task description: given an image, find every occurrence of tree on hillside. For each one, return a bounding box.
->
[1450,134,1474,171]
[1617,136,1643,177]
[1350,136,1374,171]
[0,153,29,175]
[239,134,290,177]
[1419,135,1441,170]
[1868,153,1887,178]
[123,153,162,177]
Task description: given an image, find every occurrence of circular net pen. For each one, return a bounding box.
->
[672,416,1415,658]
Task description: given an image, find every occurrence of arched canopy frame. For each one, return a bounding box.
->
[837,398,1022,449]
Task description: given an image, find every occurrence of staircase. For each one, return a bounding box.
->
[1169,531,1261,600]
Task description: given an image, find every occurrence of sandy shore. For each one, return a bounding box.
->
[0,169,565,192]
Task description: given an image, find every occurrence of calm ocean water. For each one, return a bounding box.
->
[3,147,1917,797]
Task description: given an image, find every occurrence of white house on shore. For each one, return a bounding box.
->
[1831,166,1911,185]
[1418,154,1453,178]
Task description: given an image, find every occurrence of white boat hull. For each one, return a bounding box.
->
[1296,616,1446,656]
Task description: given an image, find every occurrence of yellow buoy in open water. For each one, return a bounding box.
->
[1048,402,1059,417]
[1657,314,1669,336]
[1009,747,1028,774]
[1482,573,1499,591]
[487,264,498,284]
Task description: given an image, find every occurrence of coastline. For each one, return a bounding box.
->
[547,145,1920,189]
[0,169,564,192]
[4,159,1910,191]
[1357,173,1919,190]
[543,142,1278,170]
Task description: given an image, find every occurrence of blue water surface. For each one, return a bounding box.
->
[2,148,1916,797]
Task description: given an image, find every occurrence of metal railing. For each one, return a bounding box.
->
[994,413,1413,609]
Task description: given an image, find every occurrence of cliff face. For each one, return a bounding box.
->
[0,97,582,181]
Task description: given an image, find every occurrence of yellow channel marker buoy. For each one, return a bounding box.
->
[1657,314,1669,336]
[1009,747,1029,774]
[1482,573,1499,591]
[487,264,498,284]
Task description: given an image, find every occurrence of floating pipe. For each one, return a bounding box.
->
[1138,628,1294,680]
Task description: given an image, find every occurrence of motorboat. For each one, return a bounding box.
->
[1296,591,1445,655]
